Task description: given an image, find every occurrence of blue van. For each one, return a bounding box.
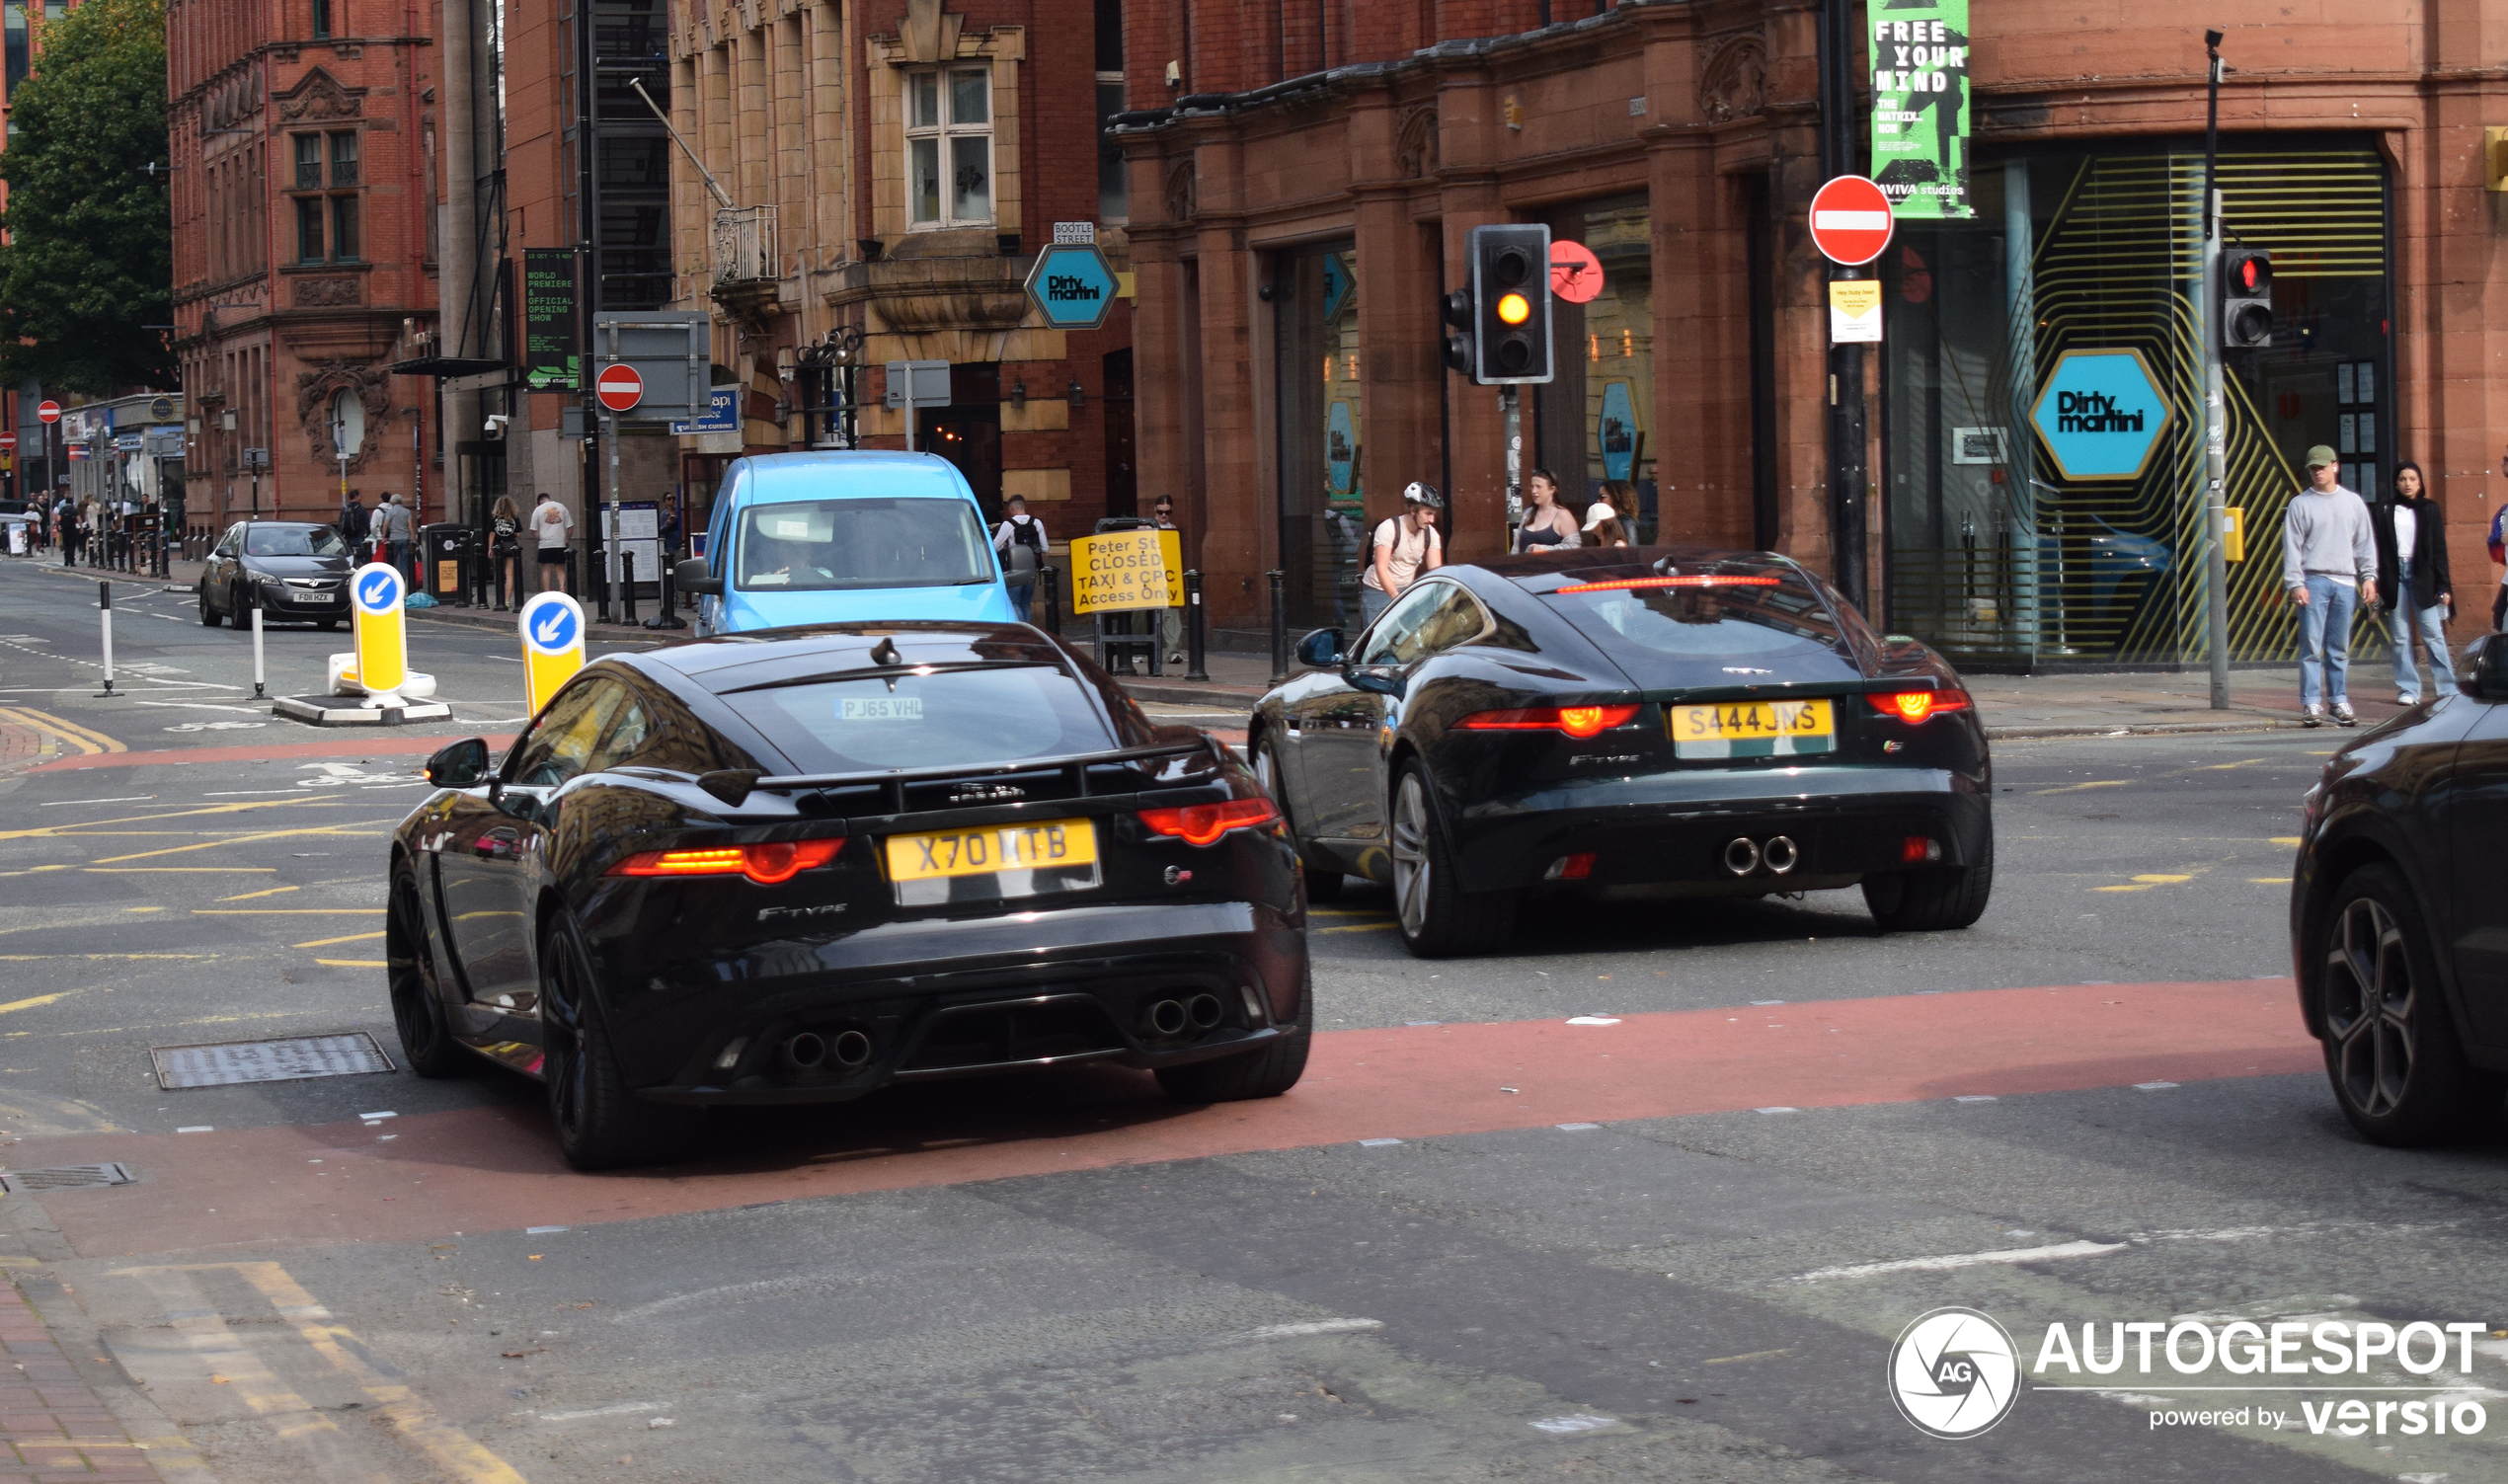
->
[677,451,1018,633]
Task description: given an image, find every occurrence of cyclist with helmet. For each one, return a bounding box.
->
[1362,482,1445,627]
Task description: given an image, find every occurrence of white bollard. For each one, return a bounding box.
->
[96,581,115,697]
[251,606,266,699]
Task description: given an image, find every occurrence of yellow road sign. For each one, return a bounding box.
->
[348,564,407,694]
[517,591,586,716]
[1068,528,1182,614]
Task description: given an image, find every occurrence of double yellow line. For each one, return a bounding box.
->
[0,705,123,761]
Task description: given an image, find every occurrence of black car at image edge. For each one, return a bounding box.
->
[1250,547,1994,956]
[388,622,1310,1170]
[2292,630,2508,1144]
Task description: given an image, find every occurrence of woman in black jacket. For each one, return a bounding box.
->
[2372,459,2453,704]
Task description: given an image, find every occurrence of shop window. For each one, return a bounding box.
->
[1272,241,1364,630]
[905,67,991,228]
[1533,195,1654,539]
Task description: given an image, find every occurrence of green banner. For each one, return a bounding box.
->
[1870,0,1973,220]
[521,249,581,391]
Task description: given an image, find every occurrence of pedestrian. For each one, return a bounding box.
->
[1582,484,1631,549]
[1151,496,1185,662]
[338,489,370,552]
[992,494,1048,623]
[2282,442,2379,727]
[2372,460,2454,705]
[2489,451,2508,631]
[1514,468,1581,553]
[56,494,77,567]
[1361,482,1445,627]
[529,492,575,594]
[1598,478,1643,544]
[490,495,521,609]
[375,493,414,580]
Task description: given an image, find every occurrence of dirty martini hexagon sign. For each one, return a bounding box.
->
[2029,348,2174,482]
[1024,243,1120,331]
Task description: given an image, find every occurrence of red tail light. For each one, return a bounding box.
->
[609,838,844,884]
[1137,797,1282,846]
[1453,704,1642,739]
[1866,689,1972,723]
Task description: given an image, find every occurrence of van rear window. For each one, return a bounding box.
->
[735,498,994,591]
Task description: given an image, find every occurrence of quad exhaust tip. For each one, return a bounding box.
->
[1186,993,1224,1031]
[1723,835,1799,877]
[780,1031,827,1071]
[1148,998,1189,1037]
[1722,837,1762,877]
[780,1029,874,1073]
[1763,835,1799,875]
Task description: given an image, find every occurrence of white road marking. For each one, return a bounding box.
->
[1243,1318,1383,1341]
[535,1403,661,1423]
[37,795,156,806]
[1787,1239,2127,1283]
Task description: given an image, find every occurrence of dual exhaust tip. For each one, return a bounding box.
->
[1723,835,1800,877]
[779,1028,873,1073]
[1148,993,1224,1038]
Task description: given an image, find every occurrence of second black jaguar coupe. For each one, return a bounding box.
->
[1252,548,1994,956]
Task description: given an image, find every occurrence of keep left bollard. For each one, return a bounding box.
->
[94,581,115,697]
[1185,570,1210,681]
[251,606,267,699]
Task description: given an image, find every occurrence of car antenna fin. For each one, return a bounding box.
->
[697,768,762,807]
[868,636,903,667]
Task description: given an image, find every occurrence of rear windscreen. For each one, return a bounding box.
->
[722,666,1119,773]
[735,497,994,592]
[1540,565,1855,679]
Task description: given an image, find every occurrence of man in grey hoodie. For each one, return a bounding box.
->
[2282,443,2379,727]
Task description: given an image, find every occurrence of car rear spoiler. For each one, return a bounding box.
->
[696,739,1219,809]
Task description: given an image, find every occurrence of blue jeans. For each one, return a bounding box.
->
[2297,574,2358,709]
[2389,563,2456,699]
[1006,581,1034,623]
[1361,585,1391,628]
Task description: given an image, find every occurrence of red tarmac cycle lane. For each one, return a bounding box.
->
[17,978,2315,1259]
[27,734,522,772]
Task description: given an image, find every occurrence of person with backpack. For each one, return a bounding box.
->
[2489,465,2508,631]
[1361,482,1445,627]
[993,494,1048,622]
[338,490,370,552]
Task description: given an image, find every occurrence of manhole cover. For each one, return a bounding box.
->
[0,1163,132,1193]
[151,1033,396,1090]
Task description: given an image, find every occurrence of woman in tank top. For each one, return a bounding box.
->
[1513,469,1581,554]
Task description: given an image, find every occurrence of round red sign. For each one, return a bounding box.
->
[35,400,60,426]
[1548,240,1606,305]
[0,432,17,450]
[594,364,644,414]
[1807,176,1895,267]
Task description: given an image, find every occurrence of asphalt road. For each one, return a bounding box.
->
[0,555,2498,1484]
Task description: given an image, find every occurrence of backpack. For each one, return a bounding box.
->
[339,501,369,543]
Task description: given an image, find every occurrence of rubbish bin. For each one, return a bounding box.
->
[420,523,475,604]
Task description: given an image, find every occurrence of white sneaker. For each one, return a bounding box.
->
[2302,705,2325,727]
[2332,702,2359,727]
[2396,694,2419,708]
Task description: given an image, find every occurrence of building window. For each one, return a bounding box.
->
[905,66,990,228]
[295,195,324,263]
[331,195,360,261]
[1097,75,1128,222]
[294,133,321,190]
[311,0,332,38]
[329,130,358,187]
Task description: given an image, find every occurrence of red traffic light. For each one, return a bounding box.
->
[2238,257,2260,291]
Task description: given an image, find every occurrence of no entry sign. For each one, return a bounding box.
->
[35,401,59,426]
[1808,176,1895,267]
[0,432,17,451]
[594,363,644,413]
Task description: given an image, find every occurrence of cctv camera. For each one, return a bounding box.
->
[483,414,510,437]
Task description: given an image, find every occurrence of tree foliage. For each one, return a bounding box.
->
[0,0,172,395]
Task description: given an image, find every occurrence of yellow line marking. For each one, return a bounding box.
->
[2182,758,2268,771]
[2030,780,2133,795]
[0,794,340,843]
[219,885,301,900]
[2251,877,2293,885]
[1317,919,1399,933]
[315,959,388,968]
[0,993,72,1014]
[2091,873,2196,894]
[290,931,386,948]
[194,908,386,916]
[1704,1347,1795,1365]
[0,705,123,755]
[85,866,278,874]
[88,825,385,864]
[125,906,164,913]
[109,1268,360,1473]
[2270,836,2301,846]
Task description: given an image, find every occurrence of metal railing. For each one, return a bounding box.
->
[712,205,776,285]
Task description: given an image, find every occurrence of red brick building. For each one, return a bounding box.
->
[1120,1,2508,664]
[168,0,442,532]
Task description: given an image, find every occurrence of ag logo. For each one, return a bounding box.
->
[1888,1306,2020,1440]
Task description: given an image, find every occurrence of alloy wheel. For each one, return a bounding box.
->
[2323,895,2414,1119]
[386,873,439,1058]
[1390,772,1431,937]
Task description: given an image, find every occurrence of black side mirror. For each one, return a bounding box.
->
[675,557,724,596]
[1294,627,1344,668]
[2468,634,2508,701]
[424,737,491,787]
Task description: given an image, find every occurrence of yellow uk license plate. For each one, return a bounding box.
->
[885,819,1100,882]
[1670,699,1836,758]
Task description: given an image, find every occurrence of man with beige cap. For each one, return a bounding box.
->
[2282,443,2378,727]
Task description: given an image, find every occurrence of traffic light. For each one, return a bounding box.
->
[1468,224,1552,385]
[2222,248,2273,350]
[1441,290,1474,376]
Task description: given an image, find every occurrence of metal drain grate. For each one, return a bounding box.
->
[151,1032,397,1090]
[0,1163,132,1193]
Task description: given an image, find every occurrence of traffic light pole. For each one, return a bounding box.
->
[1502,386,1522,535]
[2201,34,2231,709]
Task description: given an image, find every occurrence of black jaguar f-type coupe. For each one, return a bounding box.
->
[389,622,1310,1169]
[1251,548,1994,956]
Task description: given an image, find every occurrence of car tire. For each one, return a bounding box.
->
[196,588,220,627]
[386,862,467,1079]
[319,618,341,631]
[1254,732,1343,903]
[539,916,703,1171]
[1155,971,1312,1103]
[2312,863,2504,1146]
[1389,762,1515,958]
[1862,831,1995,932]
